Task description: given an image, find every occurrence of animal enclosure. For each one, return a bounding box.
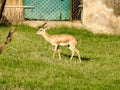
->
[24,0,70,20]
[1,0,83,23]
[24,0,83,21]
[0,0,120,24]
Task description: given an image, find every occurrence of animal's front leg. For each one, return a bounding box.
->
[52,45,58,59]
[57,49,61,60]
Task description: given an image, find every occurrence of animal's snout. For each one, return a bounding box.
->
[36,31,38,34]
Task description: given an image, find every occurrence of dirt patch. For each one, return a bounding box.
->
[23,21,83,29]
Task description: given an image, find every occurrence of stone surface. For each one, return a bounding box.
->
[83,0,120,34]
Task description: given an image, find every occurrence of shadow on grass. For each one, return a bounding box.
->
[62,53,91,61]
[81,57,91,61]
[0,23,11,27]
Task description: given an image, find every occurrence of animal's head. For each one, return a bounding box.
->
[36,27,47,35]
[36,21,47,35]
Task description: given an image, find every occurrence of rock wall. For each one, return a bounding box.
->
[83,0,120,34]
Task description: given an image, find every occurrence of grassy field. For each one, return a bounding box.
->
[0,24,120,90]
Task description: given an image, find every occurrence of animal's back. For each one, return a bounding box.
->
[50,34,77,46]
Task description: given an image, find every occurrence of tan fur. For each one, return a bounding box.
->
[36,28,81,62]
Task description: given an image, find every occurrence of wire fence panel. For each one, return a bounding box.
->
[72,0,83,21]
[24,0,70,21]
[72,0,80,20]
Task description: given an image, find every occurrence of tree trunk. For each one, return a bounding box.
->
[0,0,6,19]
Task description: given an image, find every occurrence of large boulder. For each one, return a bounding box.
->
[83,0,120,34]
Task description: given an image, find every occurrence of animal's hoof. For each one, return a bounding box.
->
[79,60,81,63]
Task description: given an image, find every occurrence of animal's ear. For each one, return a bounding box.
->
[38,27,47,31]
[43,27,47,31]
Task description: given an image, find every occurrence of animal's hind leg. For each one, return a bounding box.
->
[69,46,75,60]
[70,50,75,60]
[75,48,81,63]
[69,44,81,62]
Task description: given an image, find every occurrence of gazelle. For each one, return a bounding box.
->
[36,27,81,63]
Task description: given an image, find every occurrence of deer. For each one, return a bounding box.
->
[36,22,81,63]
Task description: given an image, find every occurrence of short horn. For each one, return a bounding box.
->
[41,21,47,28]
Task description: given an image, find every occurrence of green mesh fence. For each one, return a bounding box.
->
[24,0,70,21]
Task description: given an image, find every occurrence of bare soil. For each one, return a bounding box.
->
[23,21,83,29]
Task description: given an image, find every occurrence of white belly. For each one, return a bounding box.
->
[59,43,69,46]
[51,42,69,46]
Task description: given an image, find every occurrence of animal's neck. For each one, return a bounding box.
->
[42,31,52,42]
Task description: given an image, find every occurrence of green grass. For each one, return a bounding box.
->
[0,24,120,90]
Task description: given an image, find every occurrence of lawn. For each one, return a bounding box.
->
[0,24,120,90]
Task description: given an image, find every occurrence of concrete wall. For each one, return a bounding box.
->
[83,0,120,34]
